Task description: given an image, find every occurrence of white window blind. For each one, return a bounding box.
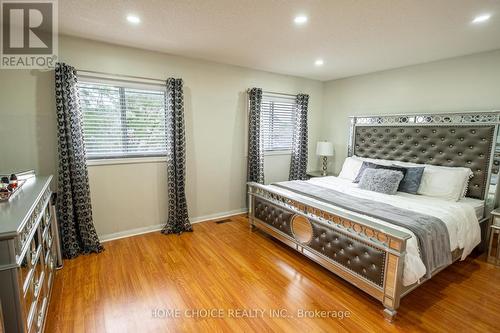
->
[78,80,167,159]
[261,94,296,152]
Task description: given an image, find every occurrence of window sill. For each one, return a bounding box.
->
[87,156,166,166]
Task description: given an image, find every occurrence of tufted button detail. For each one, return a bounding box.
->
[471,130,476,134]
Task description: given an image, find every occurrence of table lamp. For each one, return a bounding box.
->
[316,141,334,176]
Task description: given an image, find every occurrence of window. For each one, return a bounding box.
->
[261,94,296,152]
[78,80,167,159]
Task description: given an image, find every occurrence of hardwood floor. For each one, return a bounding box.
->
[46,215,500,333]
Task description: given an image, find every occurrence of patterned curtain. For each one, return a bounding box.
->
[162,78,192,235]
[247,88,264,183]
[289,94,309,180]
[54,63,103,259]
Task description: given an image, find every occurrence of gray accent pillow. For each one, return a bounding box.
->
[358,168,404,195]
[353,161,407,183]
[394,165,425,194]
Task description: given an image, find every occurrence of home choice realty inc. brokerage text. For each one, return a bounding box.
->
[152,308,352,320]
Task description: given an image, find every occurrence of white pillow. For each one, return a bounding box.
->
[338,157,364,181]
[417,165,473,201]
[355,156,472,200]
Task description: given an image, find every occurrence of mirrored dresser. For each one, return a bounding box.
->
[0,175,61,333]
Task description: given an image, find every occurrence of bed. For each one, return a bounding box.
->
[247,111,500,321]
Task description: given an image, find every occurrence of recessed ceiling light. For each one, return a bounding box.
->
[126,15,141,24]
[315,59,324,66]
[472,14,491,24]
[294,15,308,25]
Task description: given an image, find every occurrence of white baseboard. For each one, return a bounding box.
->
[100,208,248,243]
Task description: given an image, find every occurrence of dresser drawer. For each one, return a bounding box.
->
[23,276,35,328]
[35,295,48,333]
[43,205,51,229]
[493,215,500,227]
[26,298,38,333]
[19,252,32,295]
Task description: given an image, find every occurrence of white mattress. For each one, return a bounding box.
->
[269,176,481,286]
[459,197,485,220]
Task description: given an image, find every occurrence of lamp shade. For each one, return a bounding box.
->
[316,141,334,156]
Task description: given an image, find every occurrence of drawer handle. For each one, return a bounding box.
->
[37,297,47,329]
[37,310,43,328]
[34,281,40,298]
[31,249,37,266]
[34,271,45,298]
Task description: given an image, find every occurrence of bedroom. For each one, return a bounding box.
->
[0,0,499,332]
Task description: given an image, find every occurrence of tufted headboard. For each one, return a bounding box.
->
[347,112,500,202]
[352,125,494,199]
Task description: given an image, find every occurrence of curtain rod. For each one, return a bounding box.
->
[77,69,166,83]
[247,89,298,97]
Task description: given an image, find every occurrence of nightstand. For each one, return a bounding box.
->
[306,170,335,178]
[488,209,500,265]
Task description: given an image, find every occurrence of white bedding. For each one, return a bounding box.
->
[272,176,481,286]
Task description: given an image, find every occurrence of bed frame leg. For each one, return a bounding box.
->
[383,308,397,322]
[247,187,256,231]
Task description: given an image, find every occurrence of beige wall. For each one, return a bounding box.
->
[322,49,500,173]
[0,35,323,239]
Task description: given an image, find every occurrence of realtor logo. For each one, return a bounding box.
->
[1,0,58,69]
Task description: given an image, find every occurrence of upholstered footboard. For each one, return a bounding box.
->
[248,182,413,321]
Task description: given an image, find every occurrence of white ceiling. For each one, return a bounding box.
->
[59,0,500,81]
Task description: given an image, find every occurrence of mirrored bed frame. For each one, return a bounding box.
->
[247,111,500,321]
